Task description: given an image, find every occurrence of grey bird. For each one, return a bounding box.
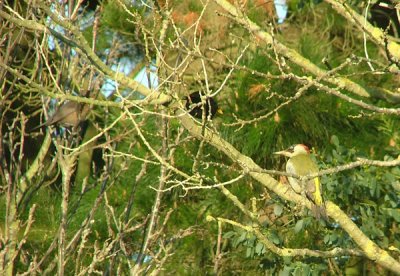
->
[32,101,87,130]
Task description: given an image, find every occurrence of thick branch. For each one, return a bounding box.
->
[326,202,400,270]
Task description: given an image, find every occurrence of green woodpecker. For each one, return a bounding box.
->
[274,144,327,219]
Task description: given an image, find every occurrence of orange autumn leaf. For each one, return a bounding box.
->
[274,112,280,123]
[389,138,396,147]
[255,0,275,17]
[171,11,205,35]
[248,84,265,99]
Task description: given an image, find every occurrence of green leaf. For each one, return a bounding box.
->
[255,242,264,255]
[391,181,400,192]
[223,231,235,239]
[323,234,330,244]
[274,204,283,216]
[246,247,253,258]
[330,135,340,147]
[386,208,400,222]
[269,231,281,245]
[294,220,304,233]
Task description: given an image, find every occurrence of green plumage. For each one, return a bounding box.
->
[286,153,326,219]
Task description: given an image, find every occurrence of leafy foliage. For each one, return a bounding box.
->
[1,0,399,274]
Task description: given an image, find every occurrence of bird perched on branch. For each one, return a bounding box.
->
[32,101,88,130]
[185,92,220,119]
[274,144,327,219]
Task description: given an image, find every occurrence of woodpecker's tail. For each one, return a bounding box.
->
[311,203,327,220]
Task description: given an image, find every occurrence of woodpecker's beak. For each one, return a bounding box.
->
[273,150,291,157]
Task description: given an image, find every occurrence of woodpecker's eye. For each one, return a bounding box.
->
[303,143,312,151]
[288,145,295,153]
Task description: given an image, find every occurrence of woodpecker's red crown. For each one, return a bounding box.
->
[291,144,310,154]
[274,144,311,157]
